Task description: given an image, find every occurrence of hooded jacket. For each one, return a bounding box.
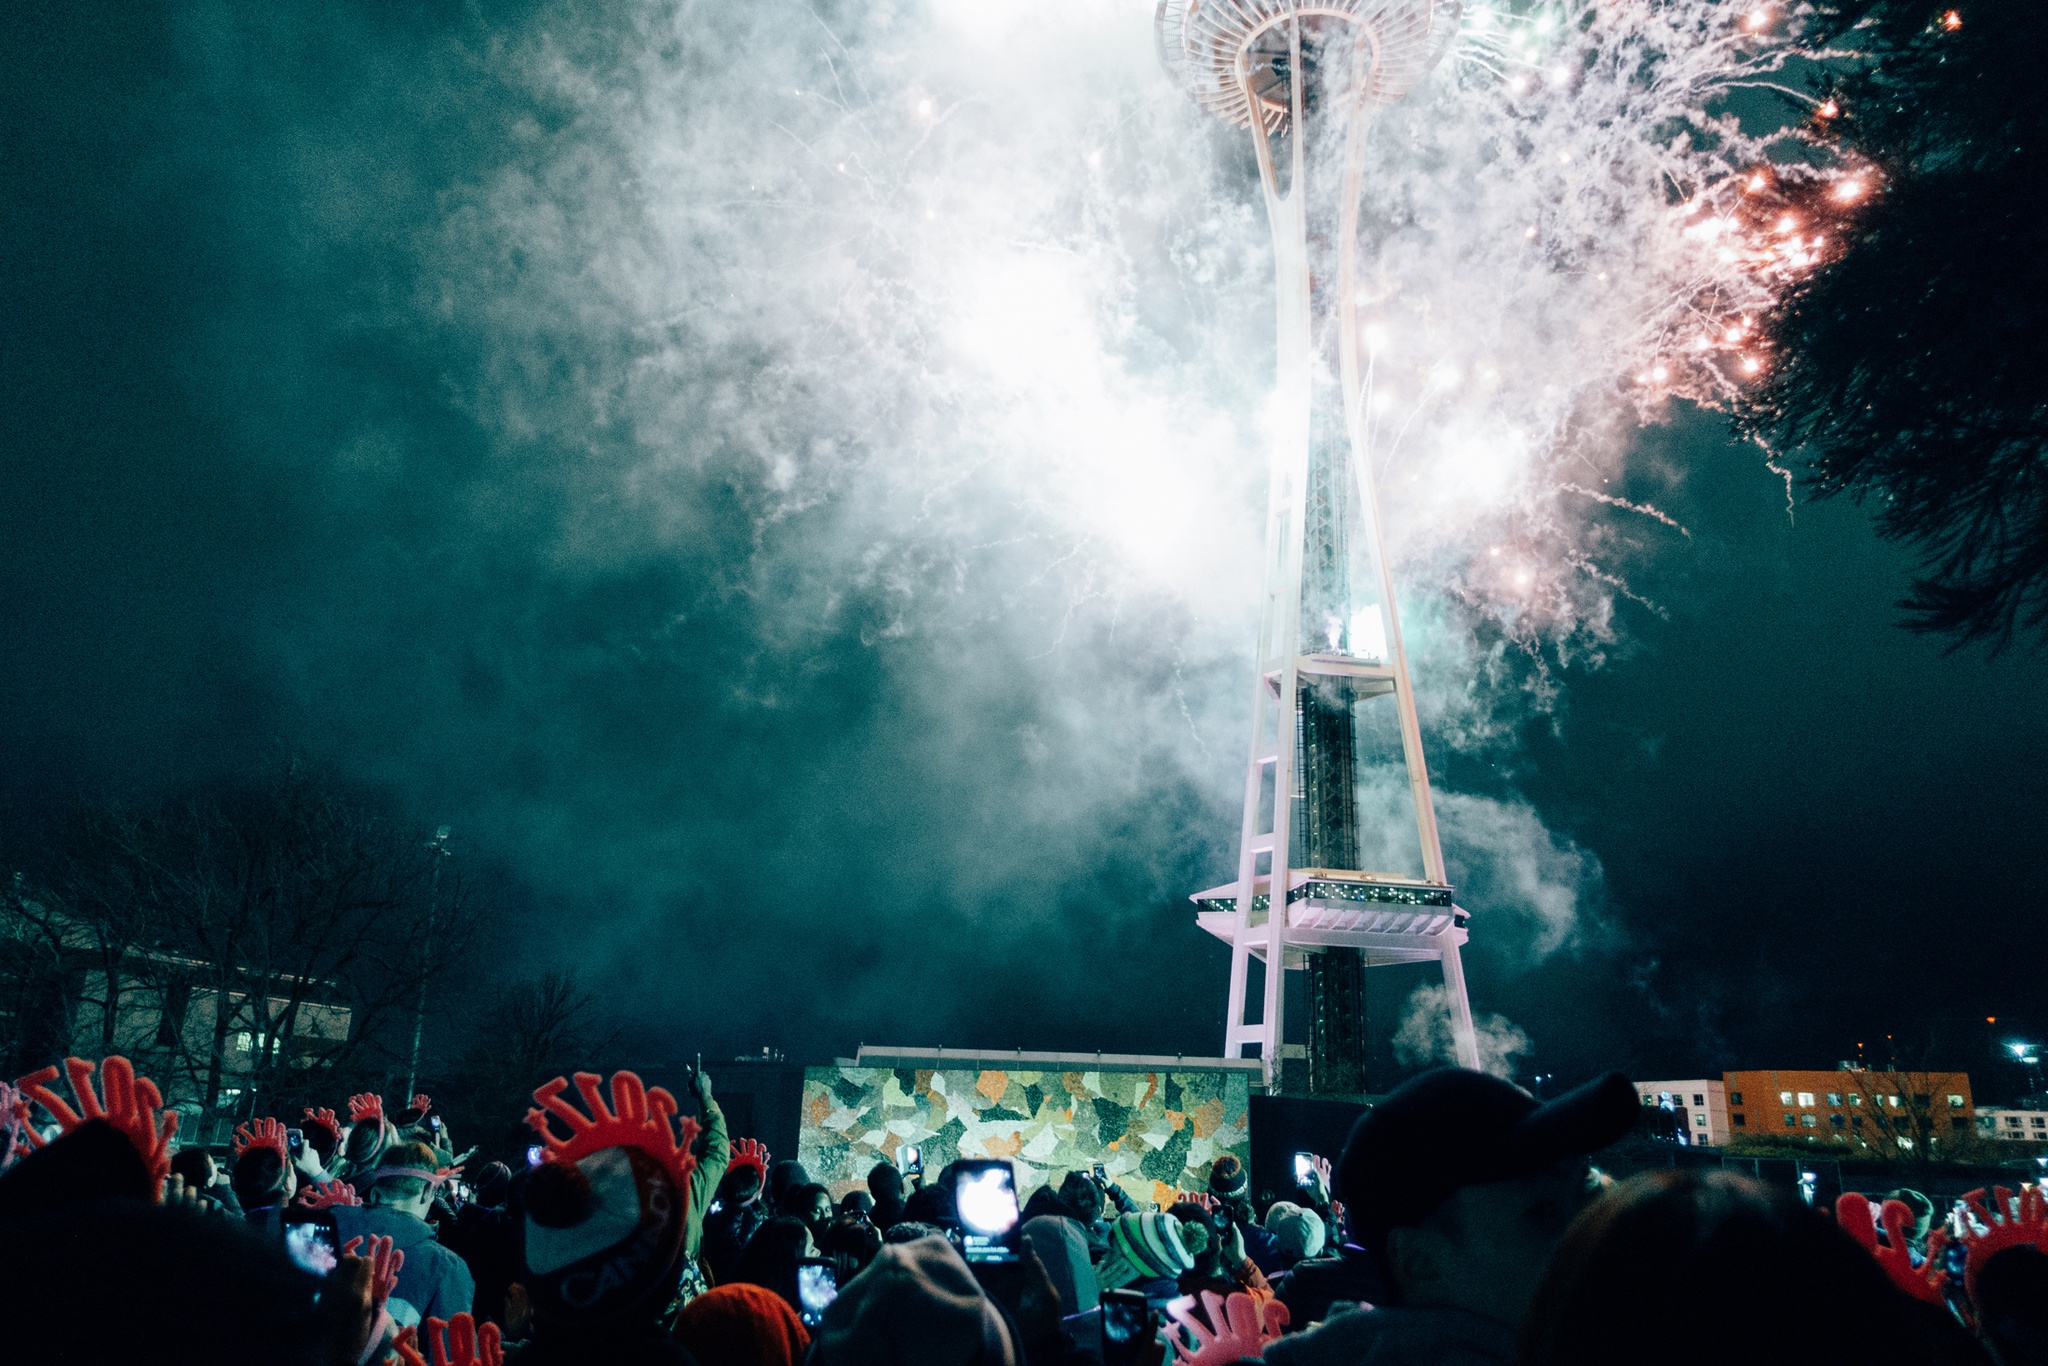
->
[1261,1305,1516,1366]
[331,1204,475,1326]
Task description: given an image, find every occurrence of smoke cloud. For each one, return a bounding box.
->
[6,0,1841,1070]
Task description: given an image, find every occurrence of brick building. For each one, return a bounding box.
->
[1723,1067,1973,1154]
[1634,1078,1732,1146]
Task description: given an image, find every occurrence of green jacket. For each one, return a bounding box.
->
[685,1094,729,1262]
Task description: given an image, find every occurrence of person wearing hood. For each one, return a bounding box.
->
[330,1139,475,1329]
[810,1235,1020,1366]
[1263,1067,1638,1366]
[867,1161,907,1230]
[1207,1155,1285,1275]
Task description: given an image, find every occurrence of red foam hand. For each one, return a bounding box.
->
[406,1315,504,1366]
[1177,1191,1220,1212]
[526,1070,701,1195]
[342,1233,404,1313]
[394,1326,428,1366]
[302,1106,341,1140]
[1165,1289,1290,1366]
[411,1093,432,1115]
[232,1115,290,1161]
[1956,1185,2048,1304]
[14,1056,178,1194]
[298,1179,363,1209]
[348,1093,383,1125]
[730,1137,771,1178]
[1835,1193,1945,1304]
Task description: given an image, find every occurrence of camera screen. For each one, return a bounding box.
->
[525,1144,545,1168]
[904,1145,922,1172]
[1293,1153,1314,1184]
[287,1128,304,1152]
[797,1261,838,1327]
[284,1219,338,1277]
[1102,1288,1150,1359]
[954,1161,1019,1238]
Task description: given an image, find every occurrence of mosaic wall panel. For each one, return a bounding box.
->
[798,1066,1251,1208]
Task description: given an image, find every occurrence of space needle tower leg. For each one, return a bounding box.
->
[1162,0,1483,1087]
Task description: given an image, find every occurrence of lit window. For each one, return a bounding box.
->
[1947,1095,1964,1109]
[1827,1092,1842,1106]
[1695,1114,1707,1126]
[1729,1091,1744,1105]
[1797,1092,1816,1107]
[1779,1091,1794,1105]
[1692,1094,1705,1107]
[1784,1113,1797,1128]
[1848,1094,1862,1107]
[235,1032,253,1053]
[1801,1114,1818,1128]
[1888,1096,1902,1109]
[1733,1114,1747,1127]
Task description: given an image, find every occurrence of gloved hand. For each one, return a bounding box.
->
[1165,1289,1289,1366]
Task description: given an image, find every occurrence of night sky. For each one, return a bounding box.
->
[4,2,2044,1098]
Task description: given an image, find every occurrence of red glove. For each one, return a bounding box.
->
[1165,1289,1290,1366]
[297,1179,363,1209]
[400,1315,503,1366]
[730,1137,771,1180]
[341,1233,404,1315]
[14,1056,178,1196]
[1834,1193,1945,1304]
[232,1116,290,1161]
[348,1093,384,1125]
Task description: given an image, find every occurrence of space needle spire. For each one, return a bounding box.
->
[1158,0,1482,1089]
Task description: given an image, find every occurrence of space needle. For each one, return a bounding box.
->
[1157,0,1482,1089]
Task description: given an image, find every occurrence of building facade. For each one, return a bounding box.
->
[1635,1079,1732,1146]
[1976,1106,2048,1143]
[1723,1068,1973,1154]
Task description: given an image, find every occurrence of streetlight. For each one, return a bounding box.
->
[2009,1042,2043,1105]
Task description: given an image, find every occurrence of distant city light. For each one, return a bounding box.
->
[1943,10,1962,30]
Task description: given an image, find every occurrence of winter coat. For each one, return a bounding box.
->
[331,1204,475,1327]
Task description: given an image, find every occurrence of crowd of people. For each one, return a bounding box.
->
[0,1054,2044,1365]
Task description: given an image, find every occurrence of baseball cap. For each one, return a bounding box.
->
[1337,1067,1638,1254]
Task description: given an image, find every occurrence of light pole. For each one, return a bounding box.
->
[404,825,453,1102]
[2009,1041,2042,1104]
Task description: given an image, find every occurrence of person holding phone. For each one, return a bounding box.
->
[807,1236,1019,1366]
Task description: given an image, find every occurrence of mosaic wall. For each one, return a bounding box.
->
[798,1065,1252,1208]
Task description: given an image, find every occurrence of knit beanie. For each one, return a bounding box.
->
[522,1070,700,1330]
[812,1235,1016,1366]
[1264,1201,1327,1261]
[1208,1155,1249,1200]
[1097,1212,1193,1290]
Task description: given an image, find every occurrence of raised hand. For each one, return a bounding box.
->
[341,1232,404,1313]
[1165,1289,1290,1366]
[1834,1193,1944,1304]
[14,1056,178,1195]
[298,1178,363,1209]
[730,1136,772,1180]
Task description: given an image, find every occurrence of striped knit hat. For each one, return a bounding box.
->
[1097,1212,1193,1290]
